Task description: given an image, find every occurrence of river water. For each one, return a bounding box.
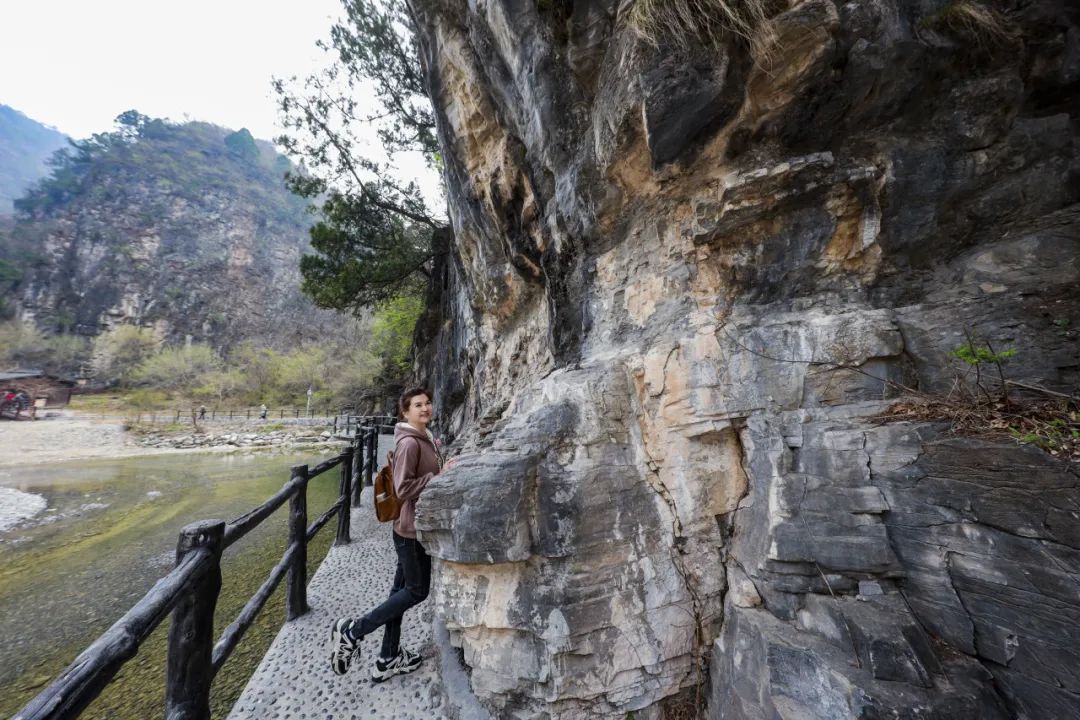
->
[0,448,349,718]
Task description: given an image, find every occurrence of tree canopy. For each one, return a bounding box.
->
[275,0,446,316]
[14,111,304,220]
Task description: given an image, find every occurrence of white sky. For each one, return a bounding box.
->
[0,0,442,204]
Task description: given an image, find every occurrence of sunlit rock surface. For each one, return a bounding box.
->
[407,0,1080,717]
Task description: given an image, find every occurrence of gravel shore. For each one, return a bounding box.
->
[0,414,344,468]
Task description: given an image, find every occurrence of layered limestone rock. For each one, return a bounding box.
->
[407,0,1080,717]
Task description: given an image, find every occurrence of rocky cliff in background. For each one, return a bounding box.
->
[4,116,340,350]
[406,0,1080,717]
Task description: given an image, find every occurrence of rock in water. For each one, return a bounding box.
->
[0,487,48,532]
[407,1,1080,718]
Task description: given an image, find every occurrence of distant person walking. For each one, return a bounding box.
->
[259,403,268,420]
[328,386,455,681]
[199,405,207,421]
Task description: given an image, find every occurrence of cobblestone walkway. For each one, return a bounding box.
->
[228,480,448,719]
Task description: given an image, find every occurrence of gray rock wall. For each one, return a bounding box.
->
[406,0,1080,717]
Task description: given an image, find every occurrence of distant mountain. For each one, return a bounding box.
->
[3,111,340,350]
[0,105,69,214]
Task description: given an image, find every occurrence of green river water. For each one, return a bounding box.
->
[0,449,346,719]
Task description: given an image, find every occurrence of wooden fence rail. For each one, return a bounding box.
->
[12,427,392,720]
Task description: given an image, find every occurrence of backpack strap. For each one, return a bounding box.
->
[394,435,423,477]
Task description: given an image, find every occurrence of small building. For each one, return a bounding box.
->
[0,369,77,409]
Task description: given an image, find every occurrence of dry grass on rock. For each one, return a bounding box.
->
[877,396,1080,464]
[625,0,777,56]
[919,0,1020,53]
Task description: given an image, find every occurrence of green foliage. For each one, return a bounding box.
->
[299,192,431,311]
[0,258,19,318]
[275,344,330,398]
[325,0,438,156]
[370,293,424,380]
[92,325,159,385]
[1051,317,1078,340]
[46,333,92,374]
[13,111,305,225]
[0,217,48,319]
[229,344,284,401]
[1008,411,1080,460]
[275,0,446,315]
[0,321,89,376]
[193,367,247,402]
[85,325,382,410]
[324,350,381,406]
[949,333,1016,405]
[948,342,1016,366]
[133,343,222,390]
[224,128,260,163]
[126,387,169,410]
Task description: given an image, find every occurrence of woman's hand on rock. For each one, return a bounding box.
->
[442,457,457,473]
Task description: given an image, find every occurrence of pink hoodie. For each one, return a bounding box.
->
[392,422,443,539]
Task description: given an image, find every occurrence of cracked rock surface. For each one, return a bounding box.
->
[404,0,1080,717]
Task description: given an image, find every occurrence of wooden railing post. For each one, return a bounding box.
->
[286,464,309,620]
[351,432,364,506]
[166,519,225,720]
[357,428,368,490]
[336,447,353,546]
[365,427,377,488]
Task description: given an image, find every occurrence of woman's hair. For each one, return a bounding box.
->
[398,386,432,418]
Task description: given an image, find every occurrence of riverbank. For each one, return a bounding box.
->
[0,414,346,468]
[0,450,352,719]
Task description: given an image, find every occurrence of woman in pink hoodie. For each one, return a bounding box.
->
[328,387,455,681]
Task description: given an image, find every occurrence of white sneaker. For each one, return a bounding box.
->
[371,647,422,682]
[329,619,360,675]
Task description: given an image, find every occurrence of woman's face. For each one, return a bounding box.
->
[403,394,433,427]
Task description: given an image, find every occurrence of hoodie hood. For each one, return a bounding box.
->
[394,422,436,448]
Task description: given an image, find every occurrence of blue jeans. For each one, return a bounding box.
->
[350,531,431,659]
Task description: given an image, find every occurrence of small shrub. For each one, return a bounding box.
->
[948,342,1016,366]
[948,332,1015,405]
[127,388,169,410]
[133,343,221,390]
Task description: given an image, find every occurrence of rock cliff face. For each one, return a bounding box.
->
[9,120,339,349]
[407,0,1080,718]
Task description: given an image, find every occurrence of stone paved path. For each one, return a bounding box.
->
[228,453,449,720]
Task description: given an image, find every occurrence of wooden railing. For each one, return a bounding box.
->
[13,426,388,720]
[335,414,397,439]
[89,406,352,423]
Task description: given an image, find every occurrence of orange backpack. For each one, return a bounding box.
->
[373,450,400,522]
